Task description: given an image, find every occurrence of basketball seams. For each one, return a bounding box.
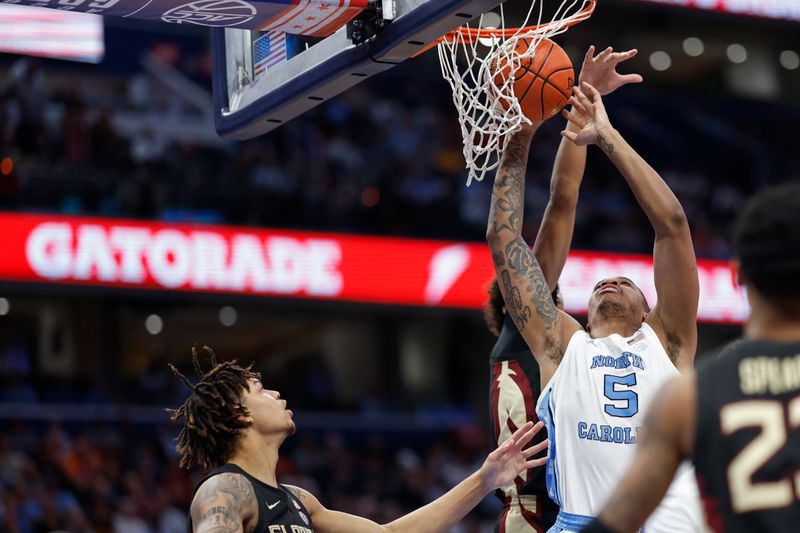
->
[543,67,573,99]
[504,39,572,121]
[516,40,555,119]
[534,40,556,77]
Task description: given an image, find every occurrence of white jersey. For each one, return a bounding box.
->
[535,323,702,532]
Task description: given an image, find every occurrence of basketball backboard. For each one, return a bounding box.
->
[212,0,506,140]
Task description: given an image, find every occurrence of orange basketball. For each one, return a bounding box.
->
[495,38,574,123]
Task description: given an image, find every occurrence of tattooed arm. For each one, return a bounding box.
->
[191,473,258,533]
[562,82,698,372]
[581,375,695,533]
[287,422,548,533]
[486,126,582,383]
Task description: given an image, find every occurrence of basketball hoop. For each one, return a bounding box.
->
[437,0,596,186]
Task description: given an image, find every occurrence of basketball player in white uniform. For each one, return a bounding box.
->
[486,81,702,532]
[485,45,645,533]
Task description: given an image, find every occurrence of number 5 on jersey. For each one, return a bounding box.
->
[604,373,639,418]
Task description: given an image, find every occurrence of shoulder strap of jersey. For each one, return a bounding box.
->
[280,484,314,523]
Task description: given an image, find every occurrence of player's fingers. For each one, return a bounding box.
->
[575,87,593,111]
[584,45,596,62]
[561,108,574,123]
[489,436,515,460]
[572,86,586,103]
[596,46,613,62]
[523,437,549,457]
[560,130,579,143]
[524,456,549,469]
[619,73,644,85]
[514,421,544,451]
[508,421,535,445]
[611,49,638,63]
[568,95,587,114]
[581,82,601,103]
[562,109,586,128]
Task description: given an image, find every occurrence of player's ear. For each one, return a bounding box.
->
[236,407,254,425]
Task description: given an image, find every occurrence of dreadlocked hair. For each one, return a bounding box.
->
[484,279,505,337]
[166,345,261,471]
[733,183,800,299]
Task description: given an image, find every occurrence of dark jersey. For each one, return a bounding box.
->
[490,314,558,532]
[188,464,314,533]
[694,339,800,533]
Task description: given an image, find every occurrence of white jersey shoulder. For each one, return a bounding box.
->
[535,323,702,532]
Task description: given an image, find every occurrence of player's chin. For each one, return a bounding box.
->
[287,420,297,436]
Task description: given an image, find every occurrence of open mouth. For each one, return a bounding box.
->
[598,286,619,295]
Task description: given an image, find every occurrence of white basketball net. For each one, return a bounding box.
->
[437,0,595,186]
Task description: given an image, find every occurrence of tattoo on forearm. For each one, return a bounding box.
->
[505,237,559,329]
[492,252,506,267]
[489,132,531,236]
[501,269,533,329]
[597,132,614,154]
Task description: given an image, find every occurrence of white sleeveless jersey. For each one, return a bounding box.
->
[535,323,703,532]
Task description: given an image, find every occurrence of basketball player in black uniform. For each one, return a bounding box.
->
[486,283,564,531]
[169,347,550,533]
[581,183,800,533]
[483,45,642,533]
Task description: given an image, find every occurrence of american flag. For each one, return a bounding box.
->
[253,30,287,77]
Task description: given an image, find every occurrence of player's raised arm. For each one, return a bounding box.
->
[581,375,695,533]
[486,127,581,380]
[561,82,698,371]
[291,422,548,533]
[534,46,642,288]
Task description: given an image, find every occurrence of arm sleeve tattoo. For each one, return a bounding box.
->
[488,130,562,355]
[192,473,255,533]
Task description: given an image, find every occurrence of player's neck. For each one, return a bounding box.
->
[229,434,282,487]
[745,297,800,343]
[588,318,640,339]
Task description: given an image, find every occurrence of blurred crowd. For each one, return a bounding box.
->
[0,420,498,533]
[1,56,797,259]
[0,27,795,533]
[0,333,495,532]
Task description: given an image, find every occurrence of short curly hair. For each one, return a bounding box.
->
[167,346,260,470]
[733,182,800,299]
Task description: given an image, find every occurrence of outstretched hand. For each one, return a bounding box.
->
[560,82,613,150]
[479,421,549,490]
[579,45,643,96]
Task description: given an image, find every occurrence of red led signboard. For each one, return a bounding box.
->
[0,213,747,323]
